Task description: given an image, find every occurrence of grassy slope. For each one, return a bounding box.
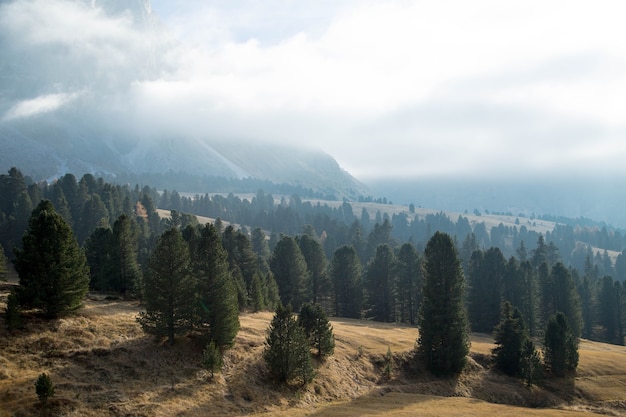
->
[1,288,625,417]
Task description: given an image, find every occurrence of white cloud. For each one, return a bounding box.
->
[2,92,83,121]
[3,0,626,180]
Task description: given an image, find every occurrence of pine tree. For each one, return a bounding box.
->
[138,228,194,345]
[250,273,267,312]
[543,262,583,338]
[417,232,469,376]
[395,243,422,325]
[264,304,314,385]
[193,224,240,349]
[84,227,114,291]
[202,341,223,378]
[330,245,363,319]
[543,312,579,377]
[365,244,397,322]
[297,234,331,307]
[492,302,526,376]
[299,303,335,358]
[468,247,505,333]
[111,214,143,296]
[270,236,310,311]
[35,372,55,409]
[520,339,543,387]
[14,200,90,318]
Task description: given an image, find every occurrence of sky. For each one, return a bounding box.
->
[3,0,626,182]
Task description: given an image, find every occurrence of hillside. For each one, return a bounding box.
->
[2,283,626,416]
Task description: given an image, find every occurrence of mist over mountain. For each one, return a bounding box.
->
[0,0,367,198]
[369,177,626,229]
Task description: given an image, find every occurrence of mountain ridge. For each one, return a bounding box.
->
[0,0,368,198]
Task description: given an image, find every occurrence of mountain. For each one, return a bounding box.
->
[0,0,367,198]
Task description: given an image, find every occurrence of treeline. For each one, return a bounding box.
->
[1,167,625,346]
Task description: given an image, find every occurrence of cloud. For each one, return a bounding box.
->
[3,0,626,180]
[2,92,83,121]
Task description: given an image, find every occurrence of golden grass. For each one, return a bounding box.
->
[1,295,626,417]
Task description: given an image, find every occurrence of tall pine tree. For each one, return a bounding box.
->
[417,232,469,376]
[14,200,90,318]
[330,245,363,319]
[365,244,397,322]
[193,224,240,349]
[270,236,310,311]
[138,228,194,345]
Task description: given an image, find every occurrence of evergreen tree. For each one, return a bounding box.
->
[193,224,240,349]
[264,304,314,385]
[250,273,267,312]
[77,194,109,244]
[468,247,505,333]
[35,372,55,408]
[299,303,335,358]
[202,341,224,378]
[598,276,622,344]
[297,234,331,307]
[14,200,90,318]
[577,273,595,340]
[417,232,470,376]
[492,302,526,376]
[395,242,423,324]
[520,339,543,387]
[520,260,539,336]
[543,262,583,338]
[84,227,114,291]
[138,228,194,345]
[270,236,310,311]
[543,312,579,377]
[111,214,143,295]
[330,245,363,318]
[251,227,271,259]
[365,244,397,322]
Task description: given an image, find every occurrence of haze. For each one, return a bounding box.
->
[2,0,626,182]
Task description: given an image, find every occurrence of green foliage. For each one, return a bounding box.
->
[84,227,114,291]
[14,200,90,319]
[299,303,335,358]
[491,302,526,377]
[270,236,310,311]
[250,273,267,312]
[5,289,22,330]
[330,245,363,319]
[296,233,331,307]
[192,224,240,349]
[264,304,314,386]
[542,262,583,338]
[520,339,543,387]
[365,244,397,322]
[468,247,505,333]
[543,312,579,377]
[35,372,55,404]
[395,243,423,325]
[138,228,194,345]
[111,214,143,296]
[202,341,224,378]
[417,232,469,376]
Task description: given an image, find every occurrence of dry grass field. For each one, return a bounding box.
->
[2,283,626,417]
